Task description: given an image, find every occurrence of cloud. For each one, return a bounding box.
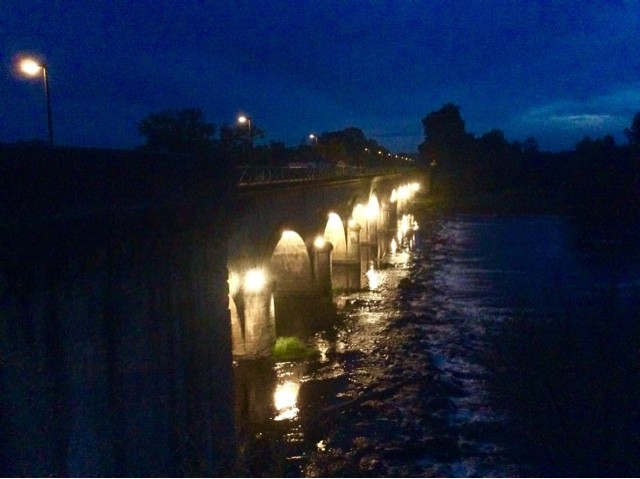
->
[511,84,640,149]
[548,114,615,128]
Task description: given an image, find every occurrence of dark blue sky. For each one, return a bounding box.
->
[3,0,640,152]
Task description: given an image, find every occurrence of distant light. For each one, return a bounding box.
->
[314,236,326,249]
[238,115,248,124]
[309,134,315,139]
[20,58,42,76]
[244,268,266,292]
[390,238,398,254]
[398,185,410,200]
[366,197,379,220]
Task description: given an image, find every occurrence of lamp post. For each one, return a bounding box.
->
[238,114,253,163]
[309,134,318,146]
[20,58,53,145]
[238,115,252,147]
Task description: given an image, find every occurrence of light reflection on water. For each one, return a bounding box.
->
[234,214,640,477]
[273,381,299,421]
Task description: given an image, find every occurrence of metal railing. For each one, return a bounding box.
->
[237,164,417,186]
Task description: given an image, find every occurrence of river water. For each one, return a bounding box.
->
[233,212,640,477]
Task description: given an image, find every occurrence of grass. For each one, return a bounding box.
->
[272,336,319,362]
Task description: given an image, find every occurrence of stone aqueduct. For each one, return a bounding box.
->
[229,172,425,357]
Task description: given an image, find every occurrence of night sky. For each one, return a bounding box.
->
[3,0,640,153]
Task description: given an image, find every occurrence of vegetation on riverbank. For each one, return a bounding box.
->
[420,105,640,223]
[272,336,319,362]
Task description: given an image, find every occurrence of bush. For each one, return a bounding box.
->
[272,336,319,362]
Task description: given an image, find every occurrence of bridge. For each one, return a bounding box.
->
[0,145,427,476]
[229,169,424,357]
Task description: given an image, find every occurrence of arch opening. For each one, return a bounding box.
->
[269,230,317,337]
[324,213,347,261]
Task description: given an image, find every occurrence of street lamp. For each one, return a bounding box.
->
[20,57,53,145]
[237,114,253,162]
[309,133,318,146]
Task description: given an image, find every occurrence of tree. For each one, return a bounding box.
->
[522,137,539,154]
[138,108,215,155]
[418,103,474,172]
[624,111,640,146]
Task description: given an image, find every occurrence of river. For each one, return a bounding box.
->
[233,211,640,477]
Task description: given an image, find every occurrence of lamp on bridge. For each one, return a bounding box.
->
[309,134,318,146]
[19,57,53,145]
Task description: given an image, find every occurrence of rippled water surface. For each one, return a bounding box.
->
[233,214,640,477]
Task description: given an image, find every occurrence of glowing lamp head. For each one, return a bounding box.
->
[244,268,266,292]
[20,58,43,76]
[314,236,326,249]
[238,115,248,124]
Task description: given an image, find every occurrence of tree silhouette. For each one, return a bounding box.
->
[138,108,215,155]
[624,111,640,146]
[419,103,474,172]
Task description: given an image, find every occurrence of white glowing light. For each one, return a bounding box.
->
[314,236,326,248]
[274,381,300,421]
[20,58,43,76]
[366,264,381,290]
[401,214,410,236]
[228,272,241,296]
[281,230,298,240]
[244,268,266,292]
[390,189,397,203]
[366,196,379,220]
[390,238,398,254]
[411,182,421,192]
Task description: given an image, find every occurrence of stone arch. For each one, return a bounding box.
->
[268,230,317,336]
[323,212,347,261]
[268,230,314,293]
[351,192,380,244]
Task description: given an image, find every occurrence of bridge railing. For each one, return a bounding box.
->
[237,164,417,186]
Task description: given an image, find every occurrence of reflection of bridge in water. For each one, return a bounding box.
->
[0,145,427,476]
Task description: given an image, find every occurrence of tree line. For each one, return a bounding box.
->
[419,103,640,221]
[137,108,411,169]
[136,105,640,221]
